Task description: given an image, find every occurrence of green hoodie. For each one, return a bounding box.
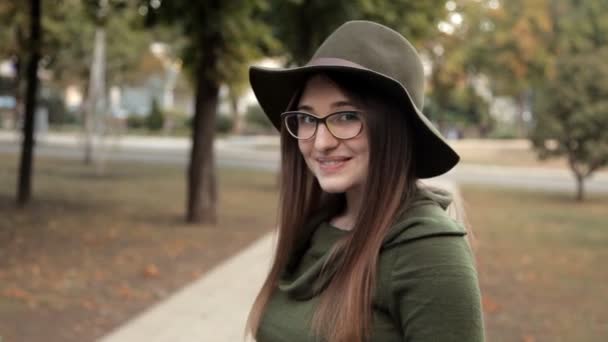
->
[256,187,485,341]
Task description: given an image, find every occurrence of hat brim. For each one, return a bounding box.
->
[249,63,459,178]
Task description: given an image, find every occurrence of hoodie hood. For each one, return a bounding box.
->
[382,186,465,248]
[278,186,467,300]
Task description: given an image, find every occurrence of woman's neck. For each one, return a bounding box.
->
[331,187,363,231]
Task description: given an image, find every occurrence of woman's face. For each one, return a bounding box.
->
[297,74,370,195]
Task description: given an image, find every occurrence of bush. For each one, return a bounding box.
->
[181,112,233,134]
[43,97,65,124]
[146,98,164,131]
[159,109,190,135]
[488,124,520,139]
[127,114,146,129]
[216,113,233,134]
[245,104,273,131]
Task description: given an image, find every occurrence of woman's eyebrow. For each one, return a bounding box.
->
[296,104,314,111]
[331,100,356,109]
[297,101,356,112]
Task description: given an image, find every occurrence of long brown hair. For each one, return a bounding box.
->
[246,72,418,342]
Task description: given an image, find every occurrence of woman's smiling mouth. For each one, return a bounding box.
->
[316,157,352,172]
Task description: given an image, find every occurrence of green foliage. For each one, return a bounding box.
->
[161,108,191,134]
[357,0,446,44]
[265,0,357,65]
[126,113,146,129]
[147,0,276,84]
[245,104,273,130]
[267,0,445,66]
[146,97,164,131]
[40,91,70,125]
[426,84,492,134]
[551,0,608,55]
[530,49,608,177]
[215,113,233,134]
[426,0,608,142]
[487,126,519,140]
[0,76,14,94]
[0,1,26,59]
[50,0,151,87]
[181,114,232,135]
[1,0,151,89]
[463,0,553,95]
[526,0,608,200]
[424,1,509,136]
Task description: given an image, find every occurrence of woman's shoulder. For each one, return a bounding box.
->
[383,233,484,340]
[383,185,476,281]
[387,234,476,275]
[377,185,480,309]
[382,186,468,249]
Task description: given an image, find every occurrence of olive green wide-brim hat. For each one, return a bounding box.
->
[249,20,459,178]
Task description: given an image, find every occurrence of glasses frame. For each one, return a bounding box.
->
[280,110,365,140]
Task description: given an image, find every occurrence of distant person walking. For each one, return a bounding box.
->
[246,20,485,342]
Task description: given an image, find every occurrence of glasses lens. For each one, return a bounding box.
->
[327,111,363,139]
[284,112,316,139]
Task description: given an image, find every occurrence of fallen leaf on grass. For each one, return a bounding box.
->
[83,233,100,245]
[153,288,168,299]
[139,291,152,301]
[524,271,537,282]
[191,270,202,280]
[3,287,31,301]
[114,255,127,266]
[114,284,135,300]
[31,264,41,277]
[482,295,501,314]
[515,271,539,283]
[108,229,119,239]
[143,264,160,278]
[520,255,532,265]
[522,334,536,342]
[47,220,59,230]
[81,299,98,310]
[163,240,187,258]
[27,298,38,309]
[94,270,106,281]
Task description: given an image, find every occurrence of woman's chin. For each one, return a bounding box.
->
[317,180,351,194]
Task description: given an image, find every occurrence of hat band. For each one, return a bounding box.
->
[306,57,370,71]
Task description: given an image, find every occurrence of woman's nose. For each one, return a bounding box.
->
[313,122,339,150]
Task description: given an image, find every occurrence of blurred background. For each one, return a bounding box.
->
[1,0,607,341]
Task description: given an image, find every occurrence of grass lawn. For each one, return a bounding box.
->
[1,152,606,342]
[252,138,576,170]
[462,185,608,342]
[0,155,278,342]
[454,144,568,169]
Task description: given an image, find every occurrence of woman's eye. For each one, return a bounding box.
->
[298,115,316,124]
[338,112,358,121]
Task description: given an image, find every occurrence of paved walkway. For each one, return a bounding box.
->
[98,180,459,342]
[3,130,608,194]
[99,233,276,342]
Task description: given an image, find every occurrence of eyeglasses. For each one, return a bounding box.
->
[281,110,364,140]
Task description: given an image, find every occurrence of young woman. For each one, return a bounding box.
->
[246,20,485,342]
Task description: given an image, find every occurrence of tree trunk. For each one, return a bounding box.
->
[516,91,526,138]
[575,173,585,202]
[568,155,587,202]
[12,56,24,130]
[187,56,219,223]
[83,97,94,165]
[17,0,41,206]
[229,89,243,135]
[83,27,107,165]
